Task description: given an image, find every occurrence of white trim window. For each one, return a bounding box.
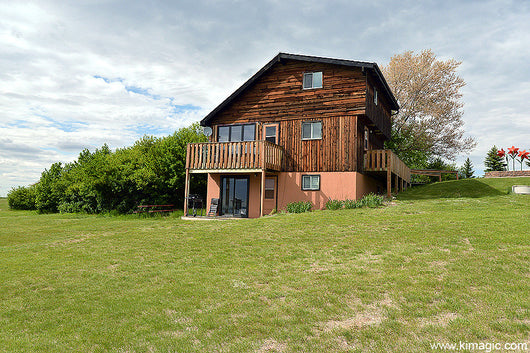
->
[303,72,323,89]
[301,121,322,140]
[302,175,320,191]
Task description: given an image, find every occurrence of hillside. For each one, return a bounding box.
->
[398,176,530,200]
[0,178,529,352]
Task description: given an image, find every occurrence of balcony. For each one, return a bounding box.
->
[364,149,411,197]
[186,140,284,173]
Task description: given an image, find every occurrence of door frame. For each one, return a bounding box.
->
[219,175,250,218]
[262,174,279,214]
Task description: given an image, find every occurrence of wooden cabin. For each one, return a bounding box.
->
[185,53,411,218]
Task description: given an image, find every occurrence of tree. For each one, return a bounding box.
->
[382,50,476,166]
[484,145,505,172]
[460,157,475,178]
[11,122,208,214]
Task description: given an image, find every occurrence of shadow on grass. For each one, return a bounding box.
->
[398,179,506,200]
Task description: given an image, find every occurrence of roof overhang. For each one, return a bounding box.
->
[201,52,399,126]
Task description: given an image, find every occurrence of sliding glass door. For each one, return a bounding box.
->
[220,176,249,217]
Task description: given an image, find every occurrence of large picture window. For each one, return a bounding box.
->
[303,72,323,89]
[301,121,322,140]
[218,124,255,142]
[302,175,320,191]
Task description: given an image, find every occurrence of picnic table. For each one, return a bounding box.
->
[134,204,176,215]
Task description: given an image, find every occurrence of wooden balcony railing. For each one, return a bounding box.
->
[186,140,283,172]
[364,149,411,182]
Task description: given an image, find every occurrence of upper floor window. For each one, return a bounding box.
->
[303,72,323,89]
[302,121,322,140]
[374,88,378,106]
[265,125,277,144]
[218,124,255,142]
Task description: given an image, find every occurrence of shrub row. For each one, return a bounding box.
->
[285,201,313,213]
[325,193,385,210]
[285,193,385,215]
[7,123,207,214]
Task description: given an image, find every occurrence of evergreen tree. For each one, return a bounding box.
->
[484,145,505,172]
[460,157,475,178]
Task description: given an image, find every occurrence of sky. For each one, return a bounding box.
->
[1,0,529,196]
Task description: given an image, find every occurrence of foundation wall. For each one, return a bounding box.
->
[205,171,384,218]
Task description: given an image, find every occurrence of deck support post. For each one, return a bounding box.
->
[260,170,266,217]
[386,152,392,199]
[184,168,190,216]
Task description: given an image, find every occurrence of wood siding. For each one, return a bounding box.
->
[278,116,358,172]
[365,73,393,138]
[205,59,394,173]
[213,60,368,124]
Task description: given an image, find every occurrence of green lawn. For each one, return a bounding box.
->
[0,178,529,352]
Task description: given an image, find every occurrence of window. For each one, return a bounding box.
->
[374,88,378,106]
[265,125,277,144]
[364,126,369,150]
[264,178,275,199]
[217,124,255,142]
[302,121,322,140]
[303,72,323,89]
[302,175,320,191]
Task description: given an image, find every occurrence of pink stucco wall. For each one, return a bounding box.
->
[276,172,382,211]
[205,171,384,218]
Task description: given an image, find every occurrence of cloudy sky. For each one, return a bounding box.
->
[1,0,529,195]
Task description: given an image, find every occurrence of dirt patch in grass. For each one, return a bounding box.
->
[324,294,396,331]
[462,237,475,253]
[256,338,286,353]
[419,312,460,327]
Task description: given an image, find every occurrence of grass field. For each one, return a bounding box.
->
[0,177,529,352]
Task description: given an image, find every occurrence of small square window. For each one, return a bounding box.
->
[302,175,320,191]
[301,121,322,140]
[303,72,323,89]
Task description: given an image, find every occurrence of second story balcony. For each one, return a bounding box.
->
[186,140,284,173]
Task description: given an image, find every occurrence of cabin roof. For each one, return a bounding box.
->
[200,52,399,126]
